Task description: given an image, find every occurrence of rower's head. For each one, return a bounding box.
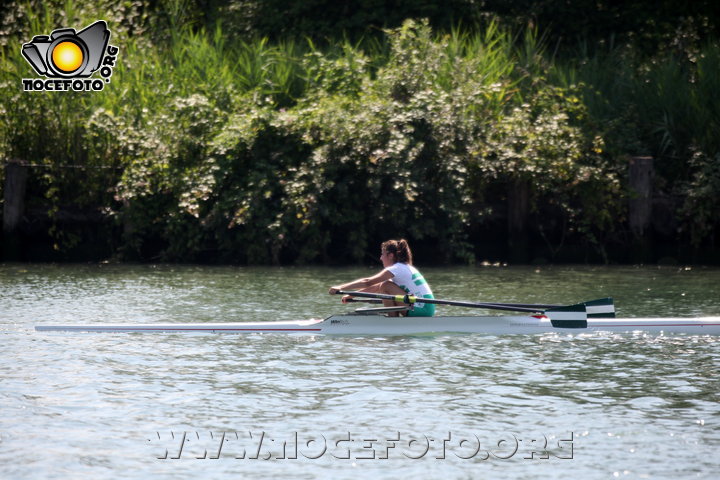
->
[381,239,413,266]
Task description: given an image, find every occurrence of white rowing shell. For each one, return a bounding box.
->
[35,315,720,335]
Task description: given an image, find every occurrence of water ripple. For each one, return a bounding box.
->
[2,265,719,479]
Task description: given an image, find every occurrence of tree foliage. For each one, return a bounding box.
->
[1,1,719,263]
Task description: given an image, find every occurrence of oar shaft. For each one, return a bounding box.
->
[484,302,562,309]
[345,298,383,304]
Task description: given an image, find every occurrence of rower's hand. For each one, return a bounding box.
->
[341,295,352,304]
[328,286,340,295]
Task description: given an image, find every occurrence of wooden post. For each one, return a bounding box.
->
[628,156,653,237]
[508,179,530,263]
[628,156,653,261]
[3,160,29,260]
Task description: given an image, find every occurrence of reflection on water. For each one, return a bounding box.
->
[1,264,719,479]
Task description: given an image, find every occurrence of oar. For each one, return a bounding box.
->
[335,290,615,318]
[343,297,563,310]
[334,290,550,314]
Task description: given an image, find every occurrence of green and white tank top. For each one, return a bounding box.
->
[386,262,434,307]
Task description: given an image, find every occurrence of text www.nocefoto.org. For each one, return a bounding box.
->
[148,431,575,461]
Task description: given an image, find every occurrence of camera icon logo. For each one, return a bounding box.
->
[22,20,109,77]
[21,20,119,91]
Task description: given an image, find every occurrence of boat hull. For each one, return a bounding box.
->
[34,315,720,335]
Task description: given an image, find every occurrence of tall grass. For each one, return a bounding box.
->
[445,22,517,91]
[3,2,719,168]
[552,39,720,173]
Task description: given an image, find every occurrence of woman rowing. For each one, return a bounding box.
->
[328,239,435,317]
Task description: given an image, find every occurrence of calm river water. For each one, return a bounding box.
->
[1,264,719,479]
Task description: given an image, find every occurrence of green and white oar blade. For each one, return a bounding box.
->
[545,303,588,329]
[584,297,615,318]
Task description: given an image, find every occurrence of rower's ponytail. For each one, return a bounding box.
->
[382,239,413,265]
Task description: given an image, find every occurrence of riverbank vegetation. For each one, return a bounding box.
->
[1,0,719,264]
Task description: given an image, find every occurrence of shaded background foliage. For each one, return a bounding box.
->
[1,0,719,264]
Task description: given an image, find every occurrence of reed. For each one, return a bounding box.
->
[551,39,720,174]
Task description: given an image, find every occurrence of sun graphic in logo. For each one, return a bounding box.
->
[51,41,84,73]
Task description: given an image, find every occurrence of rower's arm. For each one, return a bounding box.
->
[330,269,394,293]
